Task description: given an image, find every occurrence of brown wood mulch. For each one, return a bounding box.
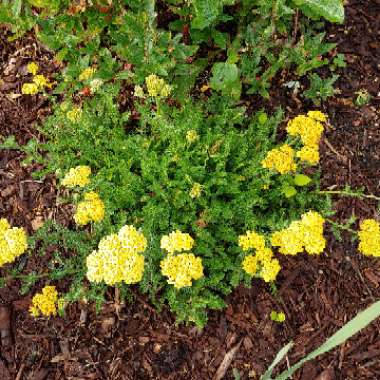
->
[0,1,380,379]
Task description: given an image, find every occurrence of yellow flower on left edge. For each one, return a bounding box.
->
[0,218,28,267]
[74,191,105,226]
[29,285,58,317]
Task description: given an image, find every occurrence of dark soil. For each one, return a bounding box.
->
[1,1,380,380]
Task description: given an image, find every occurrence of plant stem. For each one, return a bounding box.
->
[317,190,380,201]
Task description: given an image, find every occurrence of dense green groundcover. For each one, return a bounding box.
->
[0,0,347,326]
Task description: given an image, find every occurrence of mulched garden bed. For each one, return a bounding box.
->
[1,1,380,379]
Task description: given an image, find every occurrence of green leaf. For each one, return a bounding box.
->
[294,0,345,23]
[12,0,22,16]
[282,186,297,198]
[294,174,312,187]
[0,135,20,150]
[261,342,294,380]
[210,62,241,99]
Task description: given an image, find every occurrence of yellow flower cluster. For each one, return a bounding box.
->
[160,253,204,289]
[29,285,58,317]
[160,230,194,254]
[79,67,96,81]
[27,62,39,75]
[239,231,281,282]
[21,62,52,95]
[86,225,146,285]
[145,74,171,97]
[66,107,82,123]
[261,144,297,174]
[287,111,327,165]
[358,219,380,257]
[74,191,105,225]
[271,211,326,255]
[186,129,199,144]
[62,165,91,187]
[0,219,28,267]
[190,183,202,199]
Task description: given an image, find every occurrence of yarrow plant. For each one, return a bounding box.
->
[1,0,360,328]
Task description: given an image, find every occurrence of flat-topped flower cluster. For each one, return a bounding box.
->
[262,111,327,173]
[86,225,147,285]
[0,218,28,267]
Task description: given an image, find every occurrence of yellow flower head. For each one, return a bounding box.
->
[27,62,39,76]
[0,219,10,235]
[239,231,279,281]
[86,226,146,285]
[260,257,281,283]
[79,67,96,81]
[296,145,320,165]
[21,82,39,95]
[33,74,51,89]
[261,144,297,174]
[358,219,380,257]
[186,130,199,144]
[160,253,203,289]
[145,74,171,97]
[29,285,58,317]
[74,191,105,226]
[242,254,258,275]
[134,85,145,98]
[271,221,304,256]
[286,114,324,147]
[271,211,325,256]
[300,211,326,255]
[62,165,91,188]
[66,107,82,123]
[238,231,266,252]
[160,230,194,254]
[0,219,28,267]
[118,225,147,254]
[307,110,328,123]
[190,183,202,199]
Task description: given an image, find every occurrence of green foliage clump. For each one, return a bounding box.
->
[0,0,345,326]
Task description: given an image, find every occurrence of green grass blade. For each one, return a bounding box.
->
[261,342,294,380]
[274,299,380,380]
